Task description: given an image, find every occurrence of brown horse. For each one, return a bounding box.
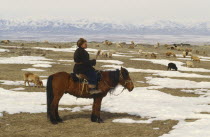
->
[47,67,134,124]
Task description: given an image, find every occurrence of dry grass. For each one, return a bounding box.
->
[0,111,178,137]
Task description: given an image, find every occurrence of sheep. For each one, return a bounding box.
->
[188,52,192,56]
[99,50,113,58]
[131,41,135,45]
[116,43,123,48]
[167,63,178,71]
[138,50,143,54]
[186,61,194,68]
[103,40,112,46]
[151,53,157,59]
[1,40,10,44]
[107,52,113,58]
[44,40,49,44]
[183,51,187,58]
[154,43,160,49]
[23,72,43,88]
[144,52,150,58]
[95,44,100,47]
[129,44,135,49]
[191,55,200,62]
[166,51,176,57]
[185,48,192,52]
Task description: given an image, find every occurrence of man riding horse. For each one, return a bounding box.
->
[46,38,134,124]
[73,38,100,94]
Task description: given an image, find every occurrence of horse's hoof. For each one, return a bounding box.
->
[97,118,104,123]
[91,114,98,122]
[51,121,58,125]
[57,118,63,123]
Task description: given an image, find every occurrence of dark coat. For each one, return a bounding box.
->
[73,47,96,74]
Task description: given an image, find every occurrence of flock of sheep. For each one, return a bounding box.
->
[97,40,207,70]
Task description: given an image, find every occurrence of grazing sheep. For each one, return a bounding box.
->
[44,40,49,44]
[154,43,160,49]
[131,41,135,45]
[103,40,112,46]
[24,72,43,88]
[151,53,157,59]
[183,51,187,58]
[186,61,194,68]
[185,48,192,52]
[116,43,123,48]
[95,44,100,47]
[166,51,176,57]
[138,50,143,54]
[129,44,135,49]
[188,52,192,56]
[191,56,200,62]
[99,50,113,58]
[107,52,113,58]
[1,40,10,44]
[144,52,150,58]
[167,63,178,71]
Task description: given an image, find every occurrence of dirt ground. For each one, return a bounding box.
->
[0,110,178,137]
[0,41,210,137]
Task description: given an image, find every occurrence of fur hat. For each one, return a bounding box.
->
[77,38,87,47]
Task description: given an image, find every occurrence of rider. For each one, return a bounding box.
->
[73,38,101,94]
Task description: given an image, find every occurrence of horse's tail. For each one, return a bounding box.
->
[46,75,53,118]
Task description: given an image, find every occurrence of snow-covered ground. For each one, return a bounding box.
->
[1,84,210,136]
[0,49,9,52]
[22,68,45,72]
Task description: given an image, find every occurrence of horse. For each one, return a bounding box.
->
[46,67,134,124]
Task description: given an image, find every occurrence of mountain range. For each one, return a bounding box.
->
[0,19,210,35]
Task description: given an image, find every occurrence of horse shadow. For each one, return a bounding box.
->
[62,111,141,122]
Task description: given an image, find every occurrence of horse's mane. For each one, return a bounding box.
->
[109,69,120,86]
[100,69,120,93]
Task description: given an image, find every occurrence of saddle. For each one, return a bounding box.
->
[70,70,101,83]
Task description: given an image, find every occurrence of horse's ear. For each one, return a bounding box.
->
[120,67,123,71]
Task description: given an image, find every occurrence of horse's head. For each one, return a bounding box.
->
[119,67,134,92]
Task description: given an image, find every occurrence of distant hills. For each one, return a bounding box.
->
[0,19,210,35]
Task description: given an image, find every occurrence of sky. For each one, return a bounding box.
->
[0,0,209,24]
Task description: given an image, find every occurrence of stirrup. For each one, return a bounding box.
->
[89,89,101,95]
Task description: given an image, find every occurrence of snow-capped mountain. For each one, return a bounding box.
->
[0,19,210,35]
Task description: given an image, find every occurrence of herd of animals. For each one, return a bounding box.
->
[1,39,208,88]
[97,40,207,71]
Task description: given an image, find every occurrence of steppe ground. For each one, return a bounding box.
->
[0,41,210,137]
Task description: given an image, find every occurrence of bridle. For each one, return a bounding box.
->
[111,70,133,96]
[119,70,133,90]
[102,69,133,96]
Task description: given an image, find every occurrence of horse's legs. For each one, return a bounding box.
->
[55,95,63,122]
[91,97,103,123]
[50,93,63,124]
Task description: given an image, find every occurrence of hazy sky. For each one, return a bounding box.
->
[0,0,209,23]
